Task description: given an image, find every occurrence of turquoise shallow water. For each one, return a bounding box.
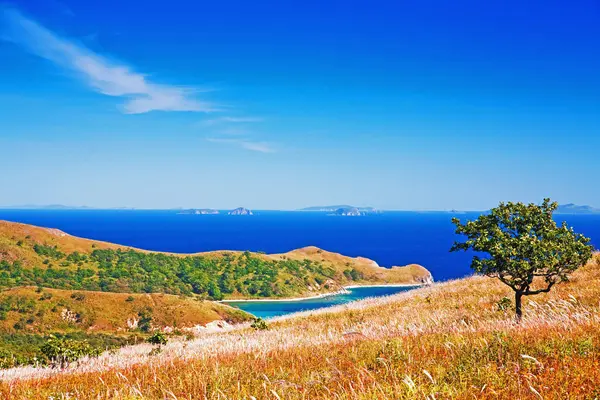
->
[225,285,417,319]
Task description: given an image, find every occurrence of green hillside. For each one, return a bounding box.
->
[0,220,432,300]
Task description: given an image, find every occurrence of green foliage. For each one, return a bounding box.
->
[65,252,87,263]
[0,332,140,368]
[496,296,512,311]
[39,336,101,367]
[0,248,338,299]
[125,295,135,302]
[39,292,53,301]
[0,295,36,314]
[33,244,65,259]
[70,292,86,301]
[148,346,162,356]
[344,268,364,281]
[250,317,269,330]
[137,306,154,332]
[146,332,168,345]
[451,199,593,318]
[13,319,26,330]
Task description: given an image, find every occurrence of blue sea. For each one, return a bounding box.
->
[1,210,598,317]
[1,210,598,282]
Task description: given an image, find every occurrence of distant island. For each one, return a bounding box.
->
[178,209,220,215]
[299,205,379,213]
[228,207,253,215]
[555,203,600,214]
[334,207,363,216]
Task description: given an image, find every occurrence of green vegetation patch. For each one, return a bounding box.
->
[1,249,343,300]
[0,332,142,368]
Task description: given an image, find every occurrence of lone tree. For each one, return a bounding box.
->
[451,199,593,321]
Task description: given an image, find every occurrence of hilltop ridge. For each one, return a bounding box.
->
[0,220,432,300]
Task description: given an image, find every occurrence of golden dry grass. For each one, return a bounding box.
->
[0,287,251,334]
[1,256,599,399]
[0,221,122,267]
[271,246,431,284]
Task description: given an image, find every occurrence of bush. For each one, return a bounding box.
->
[13,319,26,330]
[125,295,135,302]
[39,292,53,301]
[70,292,86,301]
[497,296,512,311]
[250,318,269,330]
[137,307,154,332]
[39,336,101,368]
[33,244,65,259]
[146,332,168,346]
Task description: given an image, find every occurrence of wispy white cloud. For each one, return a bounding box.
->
[206,137,275,153]
[201,116,263,126]
[0,7,216,114]
[218,127,249,136]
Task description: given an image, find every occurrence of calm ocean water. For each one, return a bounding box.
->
[1,210,599,283]
[2,210,598,318]
[226,286,416,318]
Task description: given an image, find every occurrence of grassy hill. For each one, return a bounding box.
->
[0,220,430,368]
[0,220,432,300]
[0,286,250,334]
[0,286,251,367]
[0,254,598,398]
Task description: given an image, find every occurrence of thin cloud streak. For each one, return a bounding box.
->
[201,116,264,126]
[206,137,276,153]
[218,127,249,136]
[0,7,216,114]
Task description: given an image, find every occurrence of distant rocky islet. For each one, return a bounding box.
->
[178,207,254,215]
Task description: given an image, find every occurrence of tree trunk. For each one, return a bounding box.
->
[515,291,523,322]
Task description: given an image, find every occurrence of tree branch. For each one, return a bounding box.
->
[524,281,556,295]
[497,274,519,292]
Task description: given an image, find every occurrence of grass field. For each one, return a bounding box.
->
[1,254,598,398]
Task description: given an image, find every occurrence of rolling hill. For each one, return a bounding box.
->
[0,219,431,370]
[0,220,432,301]
[1,252,598,398]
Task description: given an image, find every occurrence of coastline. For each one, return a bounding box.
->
[220,283,425,303]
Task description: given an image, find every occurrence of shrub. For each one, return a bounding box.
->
[33,244,65,259]
[250,318,269,330]
[146,332,168,346]
[125,295,135,302]
[497,297,512,311]
[39,292,53,301]
[13,319,26,330]
[39,336,101,368]
[137,307,154,332]
[148,347,162,356]
[70,292,86,301]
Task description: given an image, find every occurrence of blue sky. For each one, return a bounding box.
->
[1,0,599,210]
